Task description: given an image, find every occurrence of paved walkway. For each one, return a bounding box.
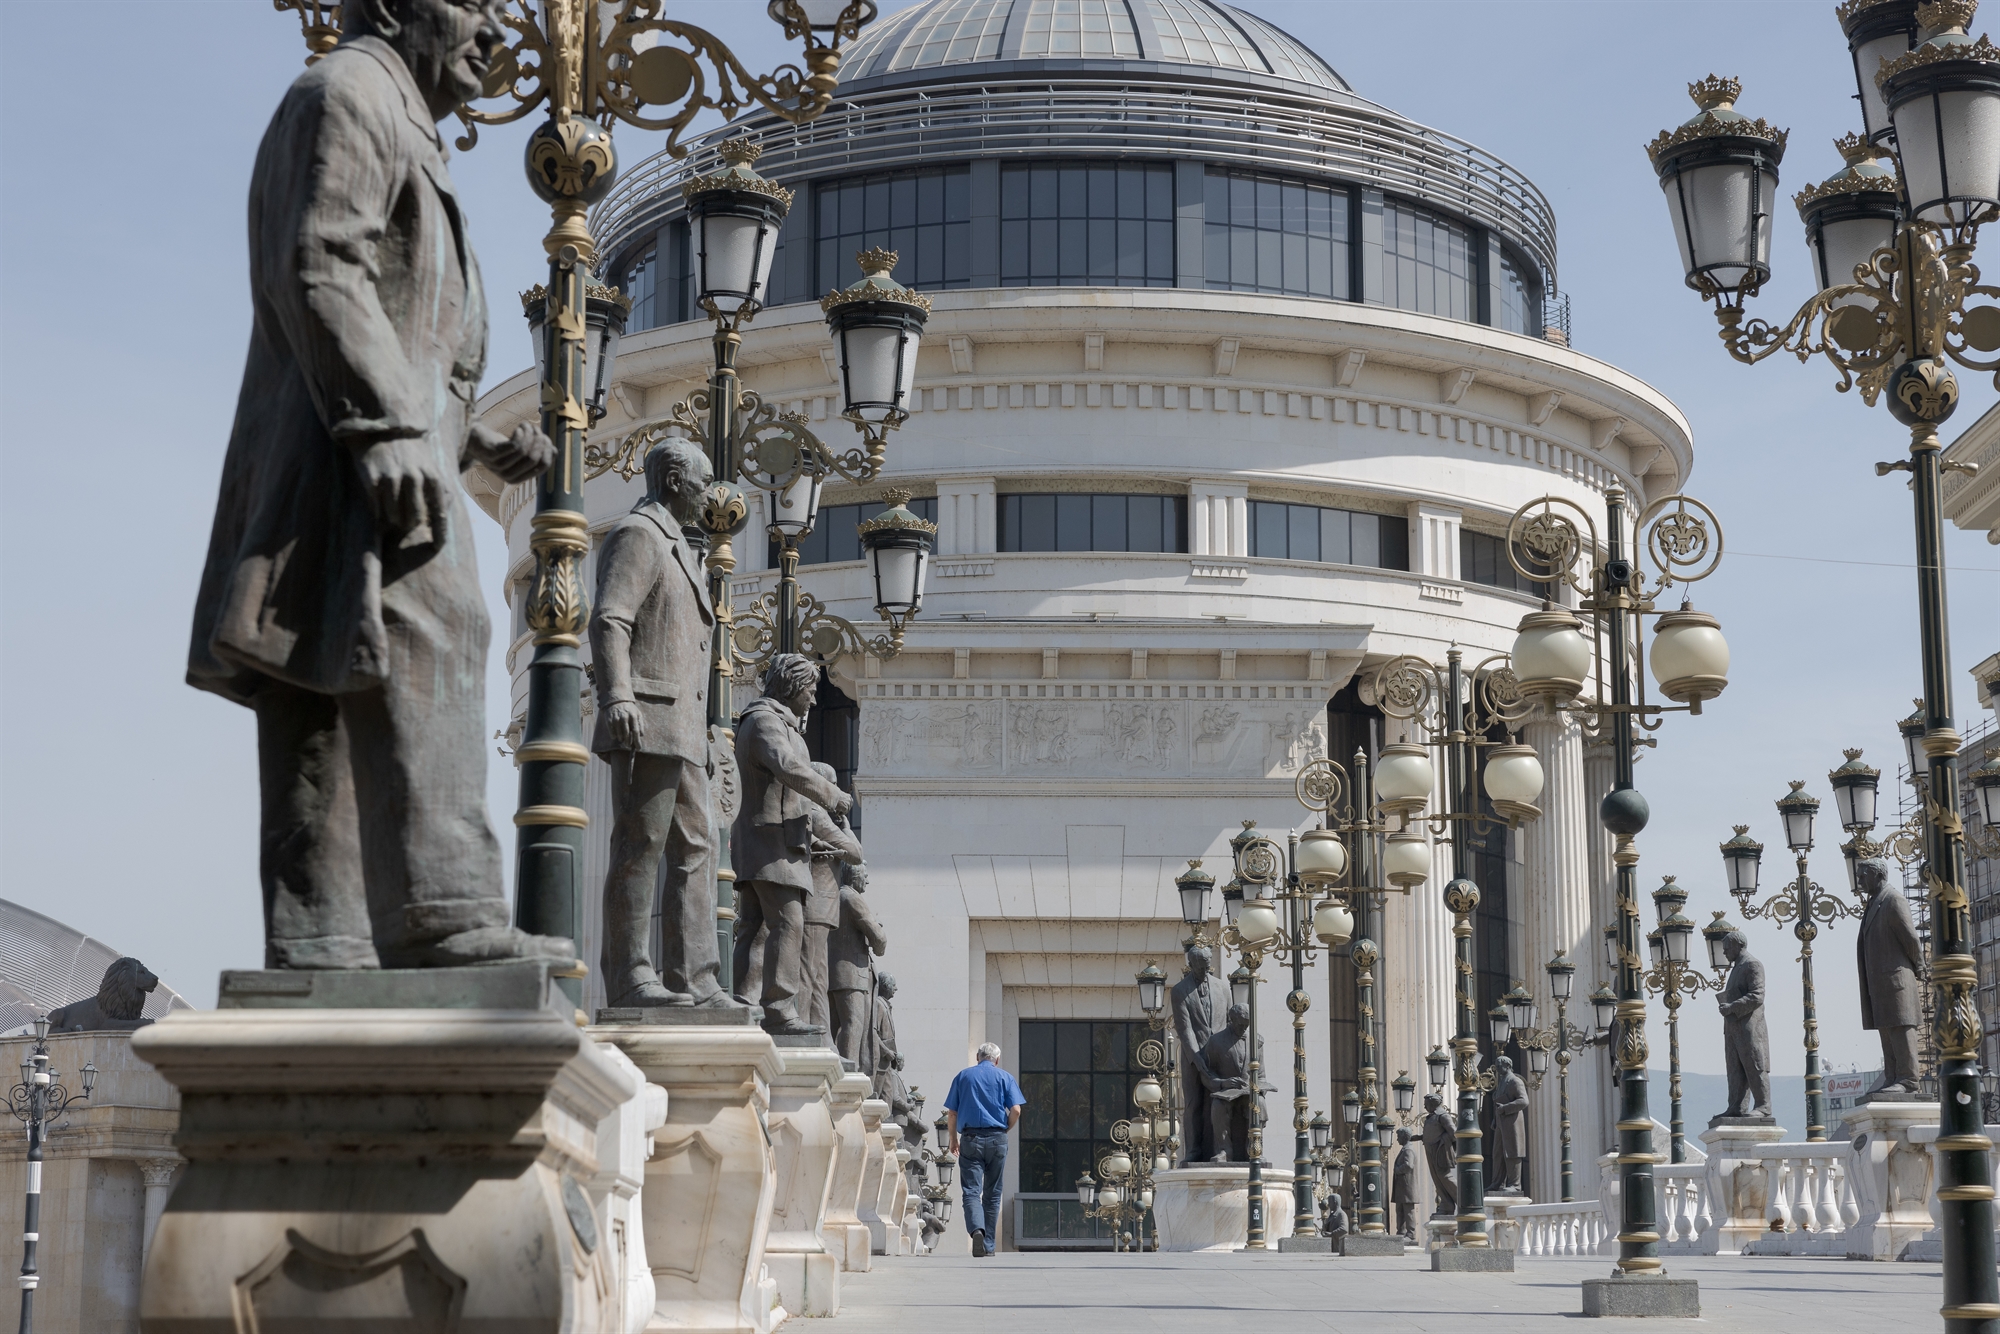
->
[811,1251,1941,1332]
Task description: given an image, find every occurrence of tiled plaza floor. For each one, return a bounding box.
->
[809,1250,1940,1332]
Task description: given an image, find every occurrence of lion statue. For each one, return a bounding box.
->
[47,957,158,1033]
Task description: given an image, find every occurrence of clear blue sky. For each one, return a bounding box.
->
[1,1,1993,1092]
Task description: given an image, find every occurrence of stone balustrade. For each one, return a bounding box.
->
[1509,1201,1610,1256]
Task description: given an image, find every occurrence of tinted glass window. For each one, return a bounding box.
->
[618,221,693,333]
[1495,247,1541,336]
[1016,1017,1152,1238]
[1203,168,1349,299]
[816,167,973,296]
[1460,528,1554,598]
[1000,162,1176,288]
[1381,201,1476,322]
[1247,501,1408,571]
[999,495,1187,553]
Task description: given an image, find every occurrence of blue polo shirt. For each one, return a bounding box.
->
[944,1061,1026,1131]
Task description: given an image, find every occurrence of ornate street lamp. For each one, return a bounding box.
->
[1500,484,1729,1304]
[1646,30,2000,1311]
[1295,749,1412,1249]
[1635,877,1720,1164]
[9,1017,95,1334]
[1724,797,1861,1142]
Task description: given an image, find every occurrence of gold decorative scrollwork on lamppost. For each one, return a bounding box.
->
[1630,880,1724,1165]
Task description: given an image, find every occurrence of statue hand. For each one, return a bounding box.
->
[358,436,449,548]
[465,420,555,485]
[828,788,854,818]
[606,701,646,750]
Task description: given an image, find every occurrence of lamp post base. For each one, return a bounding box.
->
[1340,1233,1408,1256]
[1580,1275,1700,1318]
[1430,1246,1513,1272]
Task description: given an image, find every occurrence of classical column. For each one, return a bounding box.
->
[138,1157,180,1264]
[1520,711,1596,1202]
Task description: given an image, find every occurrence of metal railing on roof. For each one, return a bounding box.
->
[591,76,1559,287]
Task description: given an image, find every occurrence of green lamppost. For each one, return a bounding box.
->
[1504,485,1730,1315]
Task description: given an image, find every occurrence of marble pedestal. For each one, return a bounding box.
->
[853,1100,891,1259]
[1845,1100,1942,1261]
[597,1023,783,1334]
[1698,1118,1786,1254]
[135,964,630,1334]
[1151,1166,1296,1251]
[763,1044,845,1318]
[872,1123,906,1254]
[823,1075,876,1272]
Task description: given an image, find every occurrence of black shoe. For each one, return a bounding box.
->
[971,1231,990,1257]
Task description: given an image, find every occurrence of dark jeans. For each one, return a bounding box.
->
[958,1127,1007,1242]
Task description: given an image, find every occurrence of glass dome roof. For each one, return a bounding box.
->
[840,0,1349,93]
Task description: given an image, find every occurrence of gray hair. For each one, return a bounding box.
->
[1856,857,1893,892]
[643,436,708,499]
[761,652,820,704]
[976,1043,1002,1063]
[1723,929,1748,950]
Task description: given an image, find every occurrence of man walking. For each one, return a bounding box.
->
[944,1042,1025,1257]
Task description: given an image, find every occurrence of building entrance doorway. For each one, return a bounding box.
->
[1014,1018,1155,1249]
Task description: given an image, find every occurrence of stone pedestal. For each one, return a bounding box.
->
[135,964,629,1333]
[1845,1100,1942,1261]
[1698,1118,1786,1255]
[872,1123,905,1254]
[823,1075,876,1273]
[1339,1232,1408,1256]
[763,1044,844,1318]
[1581,1276,1701,1318]
[598,1022,784,1334]
[854,1099,890,1257]
[588,1043,669,1334]
[1486,1193,1531,1252]
[1425,1216,1456,1253]
[1276,1234,1333,1253]
[1151,1165,1296,1251]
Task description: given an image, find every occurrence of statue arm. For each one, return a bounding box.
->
[1889,892,1926,971]
[807,806,864,864]
[740,714,847,810]
[269,75,431,448]
[846,888,889,956]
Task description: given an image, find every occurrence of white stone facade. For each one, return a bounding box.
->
[471,281,1693,1220]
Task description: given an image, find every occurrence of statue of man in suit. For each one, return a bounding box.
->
[590,437,735,1008]
[1857,857,1925,1096]
[1198,1002,1269,1163]
[735,654,853,1035]
[828,862,888,1066]
[189,0,568,971]
[1488,1055,1529,1195]
[1170,944,1228,1164]
[1391,1126,1417,1238]
[802,764,864,1033]
[1714,929,1773,1119]
[1420,1093,1457,1217]
[736,760,861,1016]
[871,972,908,1106]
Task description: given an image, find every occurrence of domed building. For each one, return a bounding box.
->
[472,0,1697,1245]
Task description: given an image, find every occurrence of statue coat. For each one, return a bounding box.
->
[1491,1071,1529,1163]
[1858,884,1925,1031]
[588,499,713,761]
[189,37,488,703]
[734,697,849,891]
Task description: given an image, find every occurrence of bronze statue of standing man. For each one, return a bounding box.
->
[734,654,853,1035]
[1856,857,1925,1096]
[190,0,569,971]
[590,438,738,1008]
